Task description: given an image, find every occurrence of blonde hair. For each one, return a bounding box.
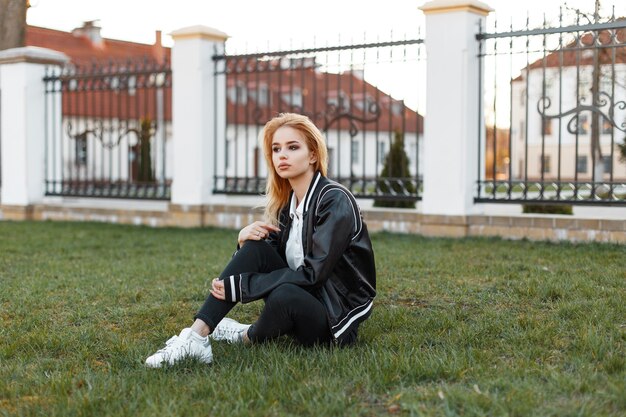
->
[262,113,328,225]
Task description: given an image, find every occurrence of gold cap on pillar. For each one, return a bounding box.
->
[420,0,493,16]
[170,25,229,42]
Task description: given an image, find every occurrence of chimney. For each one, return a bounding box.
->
[72,20,103,48]
[153,30,165,64]
[352,69,365,80]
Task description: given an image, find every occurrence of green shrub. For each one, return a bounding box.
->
[373,131,416,209]
[522,204,573,215]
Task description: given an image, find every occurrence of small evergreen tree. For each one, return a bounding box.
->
[137,118,154,182]
[373,131,416,209]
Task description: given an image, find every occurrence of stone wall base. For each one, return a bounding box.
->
[1,203,624,244]
[364,209,624,243]
[33,204,169,227]
[0,205,35,220]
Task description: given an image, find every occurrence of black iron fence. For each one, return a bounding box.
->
[477,12,626,205]
[43,58,172,200]
[212,38,425,204]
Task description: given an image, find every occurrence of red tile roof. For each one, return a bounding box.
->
[513,23,626,82]
[25,24,169,64]
[226,59,423,134]
[28,24,421,134]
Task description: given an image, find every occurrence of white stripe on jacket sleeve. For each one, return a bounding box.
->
[229,275,236,302]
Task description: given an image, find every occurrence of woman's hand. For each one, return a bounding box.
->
[237,221,280,247]
[210,278,225,300]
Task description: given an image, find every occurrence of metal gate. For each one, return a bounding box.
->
[43,59,172,200]
[476,12,626,205]
[212,38,425,205]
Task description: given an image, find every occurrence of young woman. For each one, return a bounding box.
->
[146,113,376,367]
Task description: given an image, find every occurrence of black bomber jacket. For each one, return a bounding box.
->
[223,172,377,345]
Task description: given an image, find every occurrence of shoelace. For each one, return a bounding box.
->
[213,327,243,343]
[156,335,186,354]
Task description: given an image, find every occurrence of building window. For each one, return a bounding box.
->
[577,155,588,173]
[543,77,554,98]
[327,148,335,177]
[107,76,119,90]
[577,114,589,134]
[578,76,591,103]
[378,141,387,165]
[127,75,136,96]
[254,146,260,177]
[355,95,375,113]
[602,116,613,134]
[227,82,247,104]
[148,73,166,88]
[519,121,525,142]
[75,137,87,165]
[251,84,270,107]
[541,118,552,135]
[327,91,350,111]
[225,139,230,169]
[351,140,359,164]
[602,156,612,173]
[600,76,613,94]
[540,155,551,174]
[281,87,302,108]
[409,142,417,165]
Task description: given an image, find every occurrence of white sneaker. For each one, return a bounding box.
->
[210,318,251,344]
[145,328,213,368]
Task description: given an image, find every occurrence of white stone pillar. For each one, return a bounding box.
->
[420,1,492,215]
[0,47,69,217]
[170,26,228,207]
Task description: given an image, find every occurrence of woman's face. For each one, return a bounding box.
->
[271,126,316,181]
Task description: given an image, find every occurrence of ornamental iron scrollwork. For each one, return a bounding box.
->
[66,119,157,149]
[251,100,383,139]
[66,120,104,145]
[251,98,383,139]
[317,99,382,138]
[537,91,626,133]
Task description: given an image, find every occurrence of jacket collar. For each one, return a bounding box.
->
[288,171,323,216]
[303,171,323,213]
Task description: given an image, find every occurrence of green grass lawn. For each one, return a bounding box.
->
[1,221,624,417]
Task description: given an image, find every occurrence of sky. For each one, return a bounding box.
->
[26,0,626,51]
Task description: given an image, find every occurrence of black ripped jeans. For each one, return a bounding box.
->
[194,240,332,347]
